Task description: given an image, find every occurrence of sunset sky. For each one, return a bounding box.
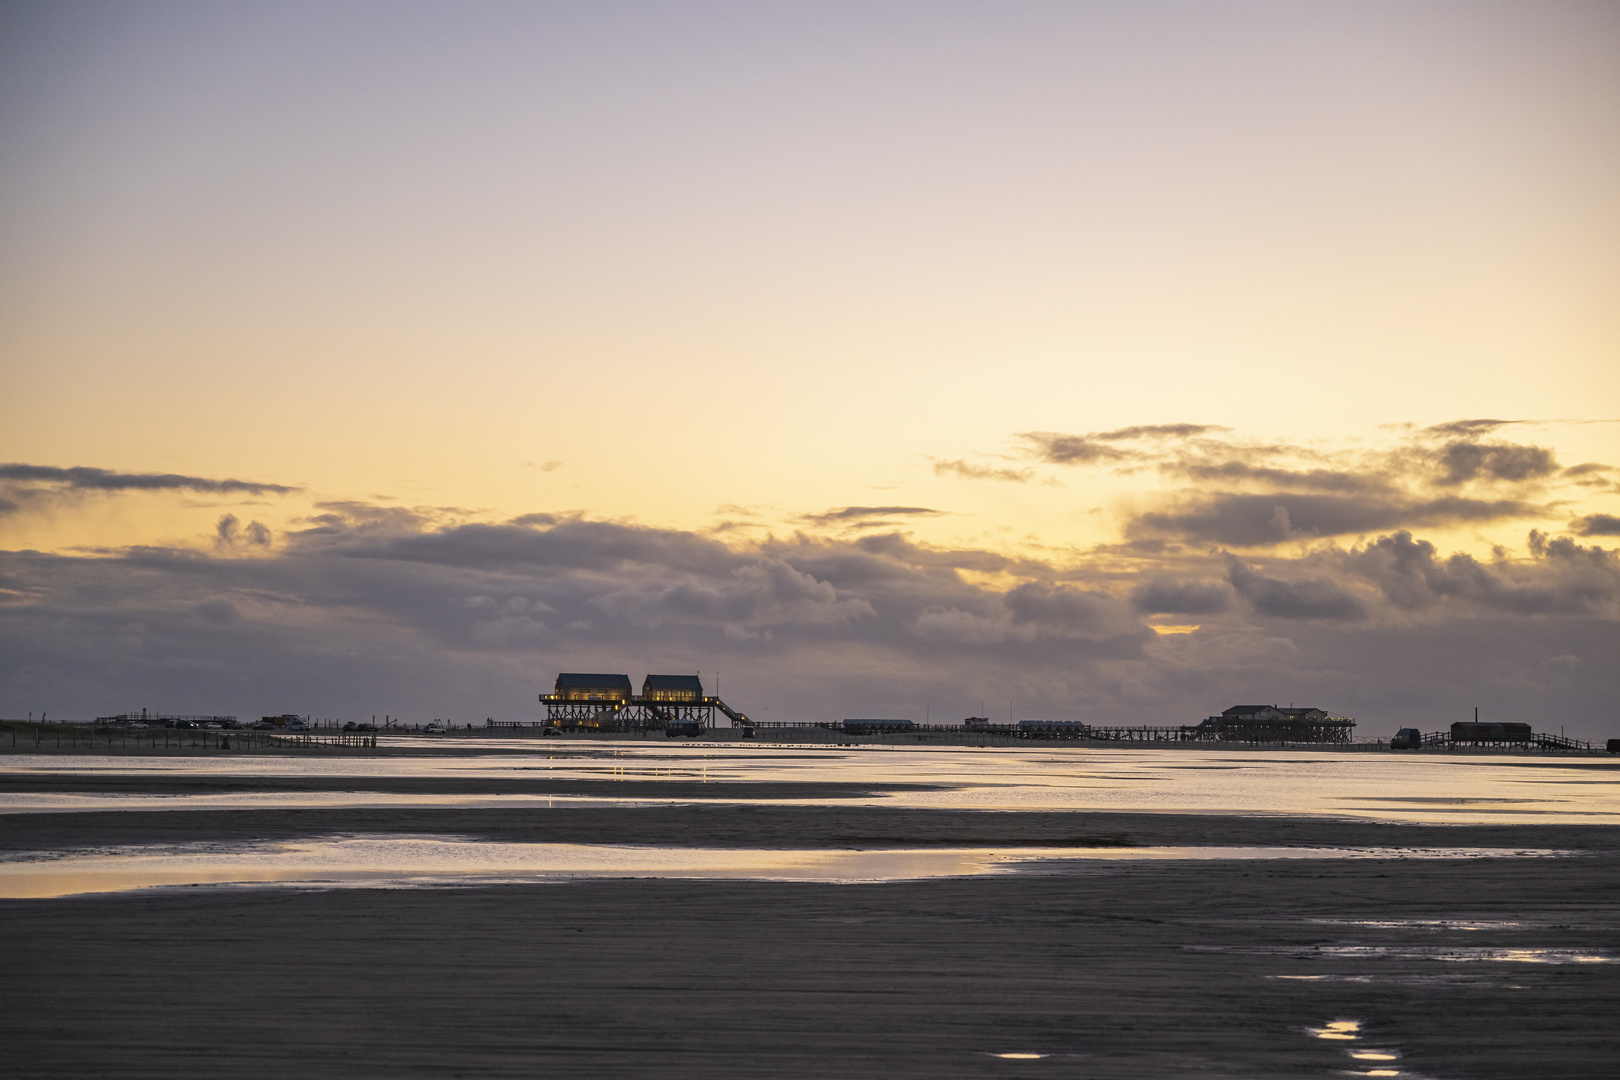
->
[2,1,1617,736]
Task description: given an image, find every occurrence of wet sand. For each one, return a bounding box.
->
[4,775,1619,1077]
[4,853,1618,1078]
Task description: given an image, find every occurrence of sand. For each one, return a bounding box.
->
[3,778,1619,1078]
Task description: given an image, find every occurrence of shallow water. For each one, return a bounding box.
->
[0,835,1578,899]
[3,744,1618,824]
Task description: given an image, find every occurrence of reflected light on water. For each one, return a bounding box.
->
[2,746,1618,824]
[0,837,1576,899]
[1310,1019,1363,1040]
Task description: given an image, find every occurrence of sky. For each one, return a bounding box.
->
[1,1,1617,736]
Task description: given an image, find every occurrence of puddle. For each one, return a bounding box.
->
[1310,946,1616,964]
[0,837,1582,898]
[1306,919,1529,931]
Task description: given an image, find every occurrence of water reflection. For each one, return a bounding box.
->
[0,837,1580,899]
[3,746,1617,824]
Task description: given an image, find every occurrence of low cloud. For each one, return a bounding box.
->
[1341,530,1620,616]
[932,459,1032,483]
[1,512,1616,735]
[800,506,944,525]
[0,463,298,496]
[213,514,272,549]
[1226,557,1367,621]
[1432,441,1559,486]
[1130,493,1538,547]
[1018,432,1133,466]
[1130,578,1232,615]
[1573,513,1620,537]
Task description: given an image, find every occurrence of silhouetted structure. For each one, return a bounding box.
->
[541,672,753,733]
[1189,705,1354,743]
[642,674,704,701]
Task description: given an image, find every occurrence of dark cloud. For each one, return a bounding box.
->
[1421,419,1515,438]
[1017,432,1132,466]
[214,514,272,549]
[2,513,1616,735]
[1093,423,1225,441]
[1130,493,1539,547]
[509,512,559,527]
[1226,557,1366,621]
[1130,578,1232,615]
[0,463,297,496]
[1170,461,1392,495]
[1573,513,1620,537]
[800,506,944,524]
[1433,441,1558,485]
[1339,530,1620,616]
[932,459,1032,483]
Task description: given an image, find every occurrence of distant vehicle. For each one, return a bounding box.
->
[219,720,241,730]
[423,721,446,735]
[284,717,310,732]
[1390,728,1422,750]
[127,722,147,730]
[342,721,357,732]
[202,722,221,729]
[354,723,378,733]
[542,727,561,737]
[665,719,704,738]
[250,721,275,731]
[169,720,197,729]
[1608,739,1620,755]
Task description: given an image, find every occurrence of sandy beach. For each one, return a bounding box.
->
[3,756,1620,1080]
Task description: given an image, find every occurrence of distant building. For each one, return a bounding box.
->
[1218,704,1330,724]
[1193,704,1353,743]
[641,674,704,702]
[842,719,915,734]
[551,673,633,703]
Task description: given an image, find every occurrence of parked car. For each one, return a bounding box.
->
[220,720,242,729]
[127,722,147,730]
[342,721,357,732]
[250,721,275,731]
[423,721,446,735]
[354,723,378,732]
[202,722,221,729]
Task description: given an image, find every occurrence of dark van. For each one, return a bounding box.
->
[1390,728,1422,750]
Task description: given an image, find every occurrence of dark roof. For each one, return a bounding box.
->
[1220,704,1328,720]
[642,674,704,693]
[555,673,632,691]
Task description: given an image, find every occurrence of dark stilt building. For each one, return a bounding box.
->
[1190,704,1354,743]
[541,672,754,734]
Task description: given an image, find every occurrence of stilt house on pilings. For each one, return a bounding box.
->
[1189,704,1354,743]
[542,673,633,729]
[541,671,755,732]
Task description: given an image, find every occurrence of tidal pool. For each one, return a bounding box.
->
[0,835,1581,899]
[4,744,1618,824]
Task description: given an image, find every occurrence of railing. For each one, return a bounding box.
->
[0,722,379,752]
